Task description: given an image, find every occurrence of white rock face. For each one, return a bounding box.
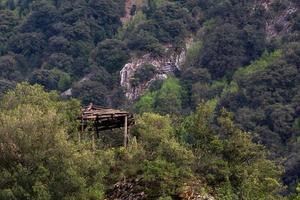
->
[255,0,298,40]
[120,40,192,101]
[61,88,72,97]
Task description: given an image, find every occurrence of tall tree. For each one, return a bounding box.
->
[200,23,246,78]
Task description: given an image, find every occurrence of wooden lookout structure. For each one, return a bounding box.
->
[78,103,134,148]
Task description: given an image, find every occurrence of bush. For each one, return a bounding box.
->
[29,69,72,91]
[233,50,282,81]
[93,39,130,73]
[131,64,157,87]
[0,83,106,200]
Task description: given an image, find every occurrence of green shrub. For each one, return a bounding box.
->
[233,50,282,80]
[131,64,156,87]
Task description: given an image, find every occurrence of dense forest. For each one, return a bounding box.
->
[0,0,300,199]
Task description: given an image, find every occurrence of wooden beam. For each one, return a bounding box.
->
[92,120,96,151]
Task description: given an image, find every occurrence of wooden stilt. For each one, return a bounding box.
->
[92,120,96,151]
[79,105,134,148]
[124,116,128,147]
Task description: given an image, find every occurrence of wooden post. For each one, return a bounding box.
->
[124,116,128,147]
[92,120,96,151]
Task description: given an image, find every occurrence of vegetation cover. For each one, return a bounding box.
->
[0,83,285,199]
[0,0,300,199]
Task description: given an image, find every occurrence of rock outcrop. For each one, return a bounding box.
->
[120,39,192,101]
[257,0,299,40]
[106,179,146,200]
[106,178,215,200]
[266,3,298,40]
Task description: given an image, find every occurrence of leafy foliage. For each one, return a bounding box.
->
[0,0,126,105]
[0,83,285,199]
[134,77,183,115]
[93,39,130,73]
[199,23,246,78]
[131,64,156,87]
[0,83,107,199]
[0,0,300,198]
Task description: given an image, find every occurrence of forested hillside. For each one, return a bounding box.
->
[0,0,300,199]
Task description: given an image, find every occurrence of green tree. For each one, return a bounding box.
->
[200,23,246,78]
[131,64,156,87]
[134,91,156,113]
[72,80,109,106]
[217,110,283,199]
[155,77,183,115]
[29,69,72,91]
[0,54,23,81]
[93,39,130,73]
[182,103,284,199]
[0,10,18,55]
[0,83,107,199]
[132,113,195,198]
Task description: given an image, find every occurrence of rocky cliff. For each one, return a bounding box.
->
[258,0,299,40]
[120,39,192,101]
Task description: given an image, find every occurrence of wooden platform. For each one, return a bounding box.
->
[78,104,134,147]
